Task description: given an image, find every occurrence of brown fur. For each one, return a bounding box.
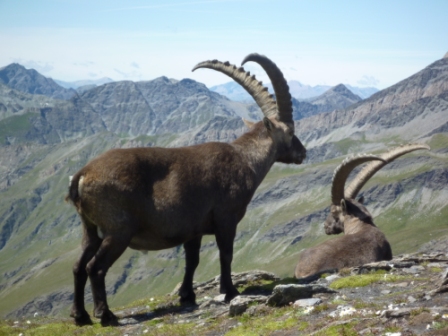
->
[67,117,305,326]
[294,197,392,279]
[294,144,429,279]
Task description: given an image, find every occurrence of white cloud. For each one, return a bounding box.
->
[73,61,96,67]
[357,75,380,87]
[113,68,143,80]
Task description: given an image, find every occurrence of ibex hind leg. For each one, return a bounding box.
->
[179,236,202,305]
[215,222,239,302]
[86,232,132,327]
[71,217,102,326]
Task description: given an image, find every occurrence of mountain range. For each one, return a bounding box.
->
[0,54,446,319]
[210,80,378,101]
[54,77,114,89]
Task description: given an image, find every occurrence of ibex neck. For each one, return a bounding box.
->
[344,217,376,234]
[232,124,277,185]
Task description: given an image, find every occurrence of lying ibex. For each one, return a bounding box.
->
[294,144,430,279]
[66,54,306,326]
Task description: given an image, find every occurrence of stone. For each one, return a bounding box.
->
[440,267,448,286]
[267,284,313,307]
[266,284,334,307]
[293,298,322,308]
[324,274,340,283]
[228,295,267,316]
[213,294,226,302]
[384,308,413,318]
[404,265,425,274]
[407,296,417,303]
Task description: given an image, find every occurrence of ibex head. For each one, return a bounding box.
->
[193,53,306,165]
[324,144,430,235]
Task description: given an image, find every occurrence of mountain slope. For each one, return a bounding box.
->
[78,77,257,136]
[296,56,448,150]
[0,83,55,121]
[0,55,446,320]
[290,84,362,120]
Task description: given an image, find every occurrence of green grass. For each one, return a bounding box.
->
[329,271,413,290]
[378,203,448,254]
[428,133,448,150]
[227,307,305,336]
[0,112,36,144]
[145,321,196,336]
[0,319,120,336]
[333,137,366,154]
[314,322,358,336]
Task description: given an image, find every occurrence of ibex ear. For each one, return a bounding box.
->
[263,117,273,131]
[358,196,364,204]
[242,118,255,129]
[340,199,347,215]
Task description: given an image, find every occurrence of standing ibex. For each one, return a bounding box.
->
[66,54,306,326]
[294,144,430,279]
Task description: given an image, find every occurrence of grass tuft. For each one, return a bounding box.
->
[329,271,411,290]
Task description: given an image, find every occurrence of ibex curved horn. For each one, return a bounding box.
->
[242,53,293,124]
[192,54,291,123]
[345,143,430,199]
[331,154,386,205]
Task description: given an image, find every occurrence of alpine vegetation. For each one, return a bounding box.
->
[294,143,430,279]
[65,53,306,326]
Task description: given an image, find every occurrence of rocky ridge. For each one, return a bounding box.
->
[5,239,448,335]
[210,80,378,101]
[296,57,448,147]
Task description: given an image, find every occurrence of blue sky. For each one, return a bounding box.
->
[0,0,447,89]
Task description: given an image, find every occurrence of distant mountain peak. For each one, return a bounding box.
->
[211,80,378,101]
[0,63,75,100]
[327,84,362,100]
[444,51,448,59]
[330,83,349,93]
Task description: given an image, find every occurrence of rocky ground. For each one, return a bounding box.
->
[3,238,448,336]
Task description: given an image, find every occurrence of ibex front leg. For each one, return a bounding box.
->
[215,221,239,302]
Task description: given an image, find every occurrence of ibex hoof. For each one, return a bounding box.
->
[179,293,197,306]
[71,310,93,326]
[100,309,119,327]
[224,289,240,303]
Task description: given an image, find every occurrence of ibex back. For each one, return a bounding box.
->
[66,54,306,326]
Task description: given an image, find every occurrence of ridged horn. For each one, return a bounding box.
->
[345,143,430,199]
[331,154,386,205]
[192,59,278,120]
[242,53,293,124]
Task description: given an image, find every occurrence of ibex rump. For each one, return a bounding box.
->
[294,144,429,279]
[66,54,306,326]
